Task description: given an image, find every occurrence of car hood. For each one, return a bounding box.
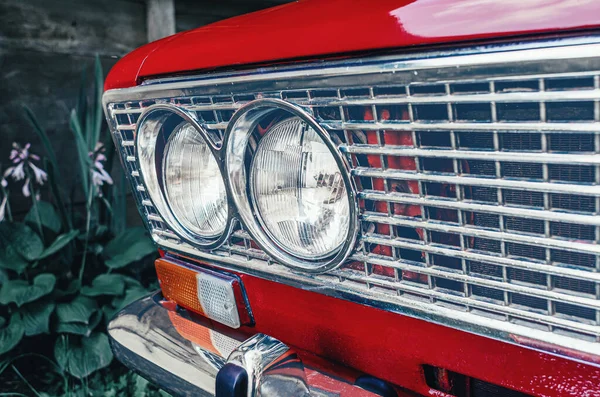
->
[105,0,600,90]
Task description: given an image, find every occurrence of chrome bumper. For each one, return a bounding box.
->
[108,292,389,397]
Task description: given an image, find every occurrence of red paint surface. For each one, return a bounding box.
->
[105,0,600,90]
[171,256,600,397]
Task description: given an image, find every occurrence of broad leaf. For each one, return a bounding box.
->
[54,332,113,379]
[0,223,44,261]
[0,242,28,273]
[0,224,37,273]
[101,304,117,325]
[38,230,79,260]
[56,295,97,324]
[0,273,56,307]
[81,274,126,297]
[20,301,55,336]
[53,279,81,299]
[54,334,69,372]
[133,374,150,397]
[24,201,61,234]
[56,311,101,337]
[122,275,142,289]
[111,286,149,312]
[70,109,91,198]
[0,313,24,355]
[104,227,156,269]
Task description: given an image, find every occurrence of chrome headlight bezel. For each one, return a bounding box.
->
[135,104,235,249]
[223,99,359,273]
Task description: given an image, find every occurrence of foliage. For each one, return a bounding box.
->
[0,56,159,395]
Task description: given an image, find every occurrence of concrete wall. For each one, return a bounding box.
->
[0,0,289,215]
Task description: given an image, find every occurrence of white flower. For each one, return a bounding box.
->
[29,162,47,185]
[3,142,47,198]
[89,142,113,196]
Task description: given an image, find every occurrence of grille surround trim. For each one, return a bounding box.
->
[104,36,600,366]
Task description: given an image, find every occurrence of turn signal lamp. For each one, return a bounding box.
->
[155,258,253,328]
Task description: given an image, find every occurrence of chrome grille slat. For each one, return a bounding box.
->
[300,88,600,106]
[328,268,600,335]
[105,38,600,360]
[341,145,600,165]
[359,190,600,226]
[353,167,600,196]
[321,121,600,133]
[361,212,600,256]
[360,232,600,284]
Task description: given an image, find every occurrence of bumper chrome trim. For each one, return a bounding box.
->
[108,292,382,396]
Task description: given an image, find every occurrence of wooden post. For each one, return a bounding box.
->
[146,0,175,43]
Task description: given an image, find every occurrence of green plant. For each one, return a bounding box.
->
[0,57,159,395]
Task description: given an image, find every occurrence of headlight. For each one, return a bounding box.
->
[250,117,349,259]
[163,122,228,238]
[225,99,358,272]
[136,106,230,247]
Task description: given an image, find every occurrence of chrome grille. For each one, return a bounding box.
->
[104,38,600,361]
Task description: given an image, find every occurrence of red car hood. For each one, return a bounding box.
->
[105,0,600,90]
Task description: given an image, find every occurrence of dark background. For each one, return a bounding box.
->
[0,0,291,218]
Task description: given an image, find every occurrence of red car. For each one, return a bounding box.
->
[103,1,600,396]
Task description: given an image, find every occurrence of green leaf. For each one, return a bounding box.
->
[53,279,81,298]
[24,201,61,234]
[0,313,24,355]
[43,158,72,231]
[81,274,126,297]
[0,273,56,307]
[56,295,97,324]
[37,230,79,260]
[0,239,28,273]
[104,227,156,269]
[23,106,59,179]
[70,109,91,197]
[111,286,149,312]
[0,223,43,262]
[91,55,104,153]
[56,311,101,336]
[133,374,149,397]
[20,301,55,336]
[54,332,113,379]
[101,305,116,325]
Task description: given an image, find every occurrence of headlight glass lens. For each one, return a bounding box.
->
[250,117,350,259]
[163,122,228,238]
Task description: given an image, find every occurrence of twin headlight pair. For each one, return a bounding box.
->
[136,99,357,272]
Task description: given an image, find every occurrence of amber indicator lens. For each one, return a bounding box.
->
[155,258,250,329]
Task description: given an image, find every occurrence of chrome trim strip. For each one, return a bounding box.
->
[322,121,600,133]
[341,145,600,165]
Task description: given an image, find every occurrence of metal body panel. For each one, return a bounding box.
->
[104,0,600,90]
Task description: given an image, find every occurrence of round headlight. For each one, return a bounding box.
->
[136,106,231,247]
[163,122,228,238]
[225,99,358,272]
[250,117,349,259]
